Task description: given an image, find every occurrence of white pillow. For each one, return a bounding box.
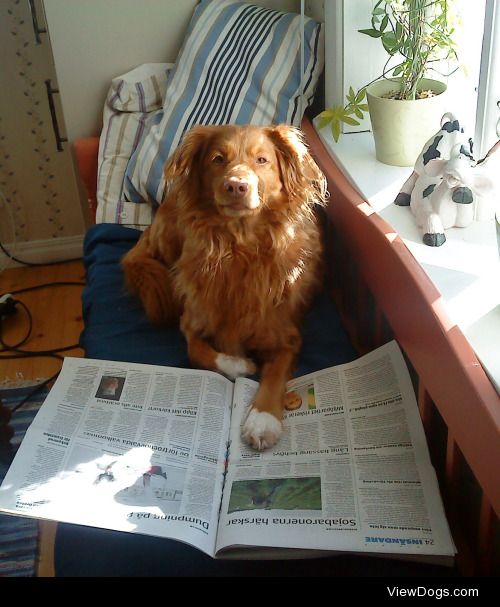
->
[96,63,172,228]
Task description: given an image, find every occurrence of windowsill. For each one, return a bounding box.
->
[315,123,500,394]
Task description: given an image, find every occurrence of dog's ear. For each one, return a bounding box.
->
[164,125,215,182]
[266,124,327,206]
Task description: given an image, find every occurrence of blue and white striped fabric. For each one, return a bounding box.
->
[123,0,324,206]
[96,64,172,228]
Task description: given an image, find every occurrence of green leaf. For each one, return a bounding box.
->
[326,106,346,121]
[355,88,367,102]
[317,109,336,120]
[358,28,383,38]
[380,14,389,32]
[341,116,360,127]
[317,115,332,130]
[395,21,403,42]
[347,86,356,102]
[357,104,369,111]
[392,65,403,76]
[331,120,341,143]
[382,32,398,53]
[344,105,357,115]
[354,107,364,119]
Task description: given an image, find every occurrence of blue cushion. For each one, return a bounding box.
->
[81,225,190,368]
[80,224,355,376]
[123,0,324,205]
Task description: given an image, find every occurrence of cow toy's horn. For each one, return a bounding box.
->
[441,112,457,127]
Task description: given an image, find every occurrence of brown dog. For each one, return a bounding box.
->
[122,124,326,450]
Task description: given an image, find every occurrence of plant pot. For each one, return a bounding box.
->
[366,78,447,167]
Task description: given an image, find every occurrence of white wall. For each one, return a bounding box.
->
[42,0,301,140]
[43,0,198,139]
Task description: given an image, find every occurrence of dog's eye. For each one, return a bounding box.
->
[212,154,225,164]
[256,156,268,165]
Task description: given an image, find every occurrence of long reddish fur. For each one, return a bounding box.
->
[122,124,326,447]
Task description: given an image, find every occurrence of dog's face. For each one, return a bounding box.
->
[202,126,282,217]
[164,124,326,218]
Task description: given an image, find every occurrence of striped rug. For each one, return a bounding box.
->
[0,385,48,577]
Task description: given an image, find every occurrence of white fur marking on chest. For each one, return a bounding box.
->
[215,354,256,380]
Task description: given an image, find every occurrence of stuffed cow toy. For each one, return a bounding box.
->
[394,113,498,247]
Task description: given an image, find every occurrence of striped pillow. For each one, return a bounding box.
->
[123,0,324,206]
[96,63,172,228]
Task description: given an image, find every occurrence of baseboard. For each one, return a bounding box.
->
[0,234,84,268]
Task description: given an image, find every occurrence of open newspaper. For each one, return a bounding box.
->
[0,341,455,564]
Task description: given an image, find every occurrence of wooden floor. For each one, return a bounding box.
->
[0,260,85,577]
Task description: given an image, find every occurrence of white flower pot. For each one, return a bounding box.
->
[366,78,448,167]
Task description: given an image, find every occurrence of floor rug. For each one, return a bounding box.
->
[0,385,49,577]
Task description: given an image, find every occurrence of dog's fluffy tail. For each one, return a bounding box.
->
[122,230,180,325]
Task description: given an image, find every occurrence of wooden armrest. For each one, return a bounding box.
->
[73,137,99,224]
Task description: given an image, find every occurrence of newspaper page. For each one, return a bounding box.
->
[0,358,233,557]
[215,341,455,562]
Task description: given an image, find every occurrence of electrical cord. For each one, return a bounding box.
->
[1,282,85,352]
[0,299,32,351]
[0,281,85,411]
[7,280,86,296]
[0,340,82,357]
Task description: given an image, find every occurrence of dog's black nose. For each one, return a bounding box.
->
[224,178,249,197]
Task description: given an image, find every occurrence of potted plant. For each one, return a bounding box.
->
[318,0,459,167]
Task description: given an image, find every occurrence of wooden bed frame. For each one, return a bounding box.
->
[73,120,499,576]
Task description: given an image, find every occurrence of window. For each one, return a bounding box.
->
[322,0,495,148]
[475,0,500,158]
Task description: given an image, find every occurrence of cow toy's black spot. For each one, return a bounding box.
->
[441,120,460,133]
[422,183,437,198]
[452,187,473,204]
[423,232,446,247]
[459,144,474,160]
[423,135,443,165]
[394,192,411,206]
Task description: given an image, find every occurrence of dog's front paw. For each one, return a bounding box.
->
[215,354,256,380]
[242,408,282,451]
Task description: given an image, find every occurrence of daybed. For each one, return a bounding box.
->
[62,0,499,576]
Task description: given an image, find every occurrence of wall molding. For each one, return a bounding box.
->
[1,233,84,268]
